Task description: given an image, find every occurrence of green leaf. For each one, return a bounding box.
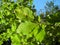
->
[0,41,3,45]
[11,34,20,45]
[17,21,36,35]
[23,7,34,20]
[32,26,39,36]
[11,23,16,32]
[35,25,45,42]
[38,16,41,22]
[15,7,26,20]
[15,7,34,21]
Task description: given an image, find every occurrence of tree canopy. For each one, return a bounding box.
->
[0,0,60,45]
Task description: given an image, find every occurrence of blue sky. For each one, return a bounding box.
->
[33,0,60,14]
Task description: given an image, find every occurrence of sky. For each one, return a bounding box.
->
[33,0,60,14]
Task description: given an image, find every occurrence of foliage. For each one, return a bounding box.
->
[40,1,60,45]
[43,11,60,45]
[0,0,60,45]
[45,1,59,15]
[0,0,45,45]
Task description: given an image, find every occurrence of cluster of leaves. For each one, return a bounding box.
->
[0,0,60,45]
[40,1,60,45]
[43,11,60,45]
[0,0,46,45]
